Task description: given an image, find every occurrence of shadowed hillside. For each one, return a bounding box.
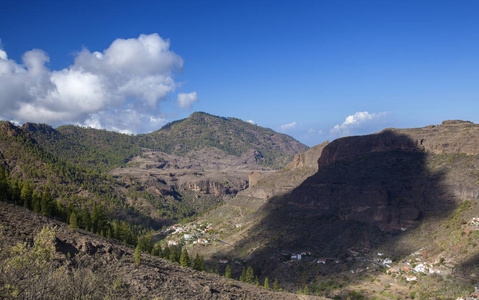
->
[200,121,479,298]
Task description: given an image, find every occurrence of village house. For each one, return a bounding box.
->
[429,267,440,274]
[414,263,426,273]
[219,259,228,264]
[197,238,208,245]
[470,218,479,227]
[386,268,397,274]
[406,275,417,281]
[315,258,326,264]
[291,253,302,260]
[383,258,392,264]
[168,240,179,246]
[402,266,410,272]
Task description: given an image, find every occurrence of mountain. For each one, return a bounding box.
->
[0,112,307,237]
[145,112,308,169]
[187,120,479,298]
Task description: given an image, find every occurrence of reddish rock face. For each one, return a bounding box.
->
[318,120,479,170]
[289,121,479,231]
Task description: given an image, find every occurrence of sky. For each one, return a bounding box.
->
[1,0,478,146]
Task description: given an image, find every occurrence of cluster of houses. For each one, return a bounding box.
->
[470,218,479,227]
[164,222,216,247]
[384,255,443,283]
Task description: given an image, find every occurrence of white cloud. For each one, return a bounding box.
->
[0,33,187,133]
[308,128,323,135]
[246,120,255,124]
[280,121,297,131]
[176,91,198,109]
[330,111,388,137]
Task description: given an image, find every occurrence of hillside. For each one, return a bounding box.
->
[185,120,479,298]
[0,113,307,245]
[145,112,308,169]
[0,201,323,300]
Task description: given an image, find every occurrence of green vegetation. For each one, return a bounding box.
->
[0,227,127,299]
[145,112,307,169]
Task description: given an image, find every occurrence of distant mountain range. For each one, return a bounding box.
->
[0,112,307,230]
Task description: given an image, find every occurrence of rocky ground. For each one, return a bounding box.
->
[0,201,323,299]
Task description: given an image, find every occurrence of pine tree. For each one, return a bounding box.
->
[80,209,91,231]
[192,253,204,271]
[134,245,141,264]
[69,211,78,230]
[169,251,177,263]
[245,266,255,283]
[199,254,205,271]
[273,277,280,291]
[66,201,74,220]
[40,187,54,216]
[239,267,246,282]
[303,285,309,295]
[163,246,171,260]
[12,180,21,204]
[32,191,41,213]
[180,248,190,267]
[0,165,8,202]
[20,181,33,209]
[225,264,232,278]
[264,277,269,289]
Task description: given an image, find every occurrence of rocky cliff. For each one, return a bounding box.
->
[289,120,479,231]
[238,142,330,200]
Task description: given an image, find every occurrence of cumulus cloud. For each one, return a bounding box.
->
[280,122,297,131]
[0,33,197,133]
[246,120,255,124]
[330,111,388,137]
[177,91,198,109]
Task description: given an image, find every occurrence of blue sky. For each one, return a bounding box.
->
[1,0,478,146]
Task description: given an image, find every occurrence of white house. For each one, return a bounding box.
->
[406,275,417,281]
[414,263,426,273]
[383,258,392,264]
[291,253,302,260]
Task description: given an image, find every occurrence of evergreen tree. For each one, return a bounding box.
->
[169,251,177,263]
[91,204,108,234]
[273,277,280,291]
[32,191,41,213]
[69,211,78,230]
[66,201,74,220]
[225,264,232,278]
[40,187,54,216]
[264,277,269,289]
[55,200,66,221]
[12,180,21,204]
[239,267,246,282]
[80,209,91,231]
[180,248,190,267]
[303,285,309,295]
[20,181,33,209]
[0,165,8,202]
[163,246,171,260]
[134,245,141,264]
[192,253,204,271]
[245,266,255,283]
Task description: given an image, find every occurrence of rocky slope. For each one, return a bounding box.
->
[0,201,325,299]
[293,120,479,231]
[238,141,329,200]
[187,120,479,298]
